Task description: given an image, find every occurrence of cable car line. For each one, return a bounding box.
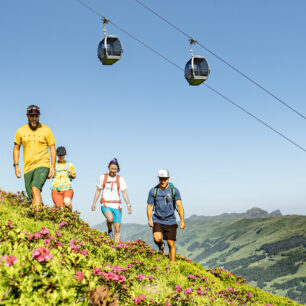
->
[74,0,306,152]
[134,0,306,120]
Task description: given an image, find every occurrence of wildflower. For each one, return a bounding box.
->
[32,247,53,262]
[40,227,49,235]
[57,241,62,247]
[184,288,193,295]
[34,232,42,240]
[165,303,171,306]
[248,292,253,297]
[0,255,17,267]
[188,274,197,280]
[56,230,62,237]
[58,221,68,228]
[136,274,145,281]
[93,267,102,276]
[175,284,182,293]
[74,271,84,282]
[147,275,153,281]
[156,257,161,261]
[79,249,89,257]
[196,286,204,295]
[7,221,13,228]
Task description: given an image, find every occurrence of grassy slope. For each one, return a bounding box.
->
[0,190,302,305]
[95,215,306,304]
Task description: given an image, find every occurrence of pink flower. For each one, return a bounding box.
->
[7,221,13,228]
[184,288,193,295]
[188,274,196,280]
[136,274,145,281]
[70,244,80,252]
[40,227,49,235]
[74,271,84,282]
[248,292,253,297]
[0,255,17,267]
[79,249,89,257]
[93,267,102,276]
[122,284,127,290]
[57,241,62,247]
[32,247,53,262]
[34,232,42,240]
[132,297,141,305]
[165,303,171,306]
[175,284,182,293]
[58,221,68,228]
[156,257,161,261]
[196,286,204,295]
[147,275,153,281]
[56,230,62,237]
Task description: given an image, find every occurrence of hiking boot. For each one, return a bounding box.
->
[108,230,114,239]
[158,242,165,253]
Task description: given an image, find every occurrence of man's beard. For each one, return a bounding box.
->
[28,121,39,130]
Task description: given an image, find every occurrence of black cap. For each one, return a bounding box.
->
[56,146,67,156]
[27,105,40,115]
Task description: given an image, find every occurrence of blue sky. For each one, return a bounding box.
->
[0,0,305,225]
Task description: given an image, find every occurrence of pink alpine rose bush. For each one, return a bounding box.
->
[32,247,53,262]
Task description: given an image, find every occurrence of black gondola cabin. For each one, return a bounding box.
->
[97,36,123,65]
[184,56,210,86]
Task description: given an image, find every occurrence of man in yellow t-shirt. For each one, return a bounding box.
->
[13,105,56,209]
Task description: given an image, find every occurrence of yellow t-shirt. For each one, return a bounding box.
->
[52,161,75,190]
[14,123,56,174]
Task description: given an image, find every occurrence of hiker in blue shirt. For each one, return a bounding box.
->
[147,169,185,263]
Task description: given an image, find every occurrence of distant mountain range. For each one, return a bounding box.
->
[94,207,306,304]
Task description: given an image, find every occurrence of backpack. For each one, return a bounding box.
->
[100,174,122,211]
[153,183,177,220]
[52,161,72,190]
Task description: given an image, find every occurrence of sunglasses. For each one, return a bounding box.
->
[27,107,40,114]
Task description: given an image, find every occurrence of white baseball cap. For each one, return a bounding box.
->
[158,169,170,178]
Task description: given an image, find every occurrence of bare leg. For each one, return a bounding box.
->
[31,186,42,210]
[153,232,164,251]
[113,223,121,243]
[167,240,176,263]
[64,197,72,211]
[103,210,114,233]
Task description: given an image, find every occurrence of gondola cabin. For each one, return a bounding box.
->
[184,56,210,85]
[97,36,123,65]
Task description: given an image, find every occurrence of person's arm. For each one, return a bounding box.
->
[91,188,101,211]
[176,200,185,229]
[68,163,76,179]
[147,204,153,227]
[48,145,56,178]
[122,190,132,214]
[13,144,22,178]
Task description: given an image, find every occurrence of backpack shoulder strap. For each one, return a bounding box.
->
[169,183,177,211]
[169,183,175,200]
[116,175,121,194]
[153,185,159,204]
[102,173,108,190]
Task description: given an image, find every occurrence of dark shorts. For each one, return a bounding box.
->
[153,223,178,241]
[24,167,49,200]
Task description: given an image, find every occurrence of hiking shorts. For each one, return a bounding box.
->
[153,223,178,241]
[101,206,122,223]
[52,189,74,207]
[24,167,49,200]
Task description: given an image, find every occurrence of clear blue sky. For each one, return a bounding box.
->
[0,0,305,225]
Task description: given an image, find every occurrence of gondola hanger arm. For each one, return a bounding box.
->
[102,17,110,37]
[189,38,197,57]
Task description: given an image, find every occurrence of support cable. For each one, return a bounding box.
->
[134,0,306,120]
[74,0,306,152]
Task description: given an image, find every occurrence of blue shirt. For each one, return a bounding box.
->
[147,185,181,225]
